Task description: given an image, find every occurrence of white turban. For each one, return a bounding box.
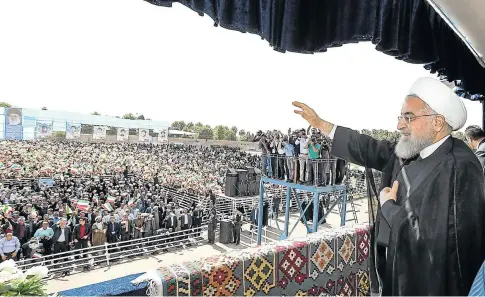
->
[408,77,467,131]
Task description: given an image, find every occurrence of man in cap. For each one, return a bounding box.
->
[464,125,485,172]
[293,77,485,296]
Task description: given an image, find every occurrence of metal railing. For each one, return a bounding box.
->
[259,154,343,187]
[15,226,211,276]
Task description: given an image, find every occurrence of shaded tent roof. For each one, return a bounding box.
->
[169,129,196,136]
[145,0,485,100]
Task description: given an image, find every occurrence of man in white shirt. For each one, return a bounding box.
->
[294,131,309,183]
[293,77,485,296]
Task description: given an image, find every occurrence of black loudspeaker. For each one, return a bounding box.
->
[225,169,238,197]
[237,169,248,182]
[219,220,234,244]
[237,180,249,197]
[248,180,258,195]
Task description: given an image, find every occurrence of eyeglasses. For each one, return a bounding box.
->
[397,114,439,124]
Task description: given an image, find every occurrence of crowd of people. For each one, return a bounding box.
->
[254,126,347,186]
[0,141,260,269]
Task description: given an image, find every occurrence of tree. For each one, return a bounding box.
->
[225,131,237,141]
[231,126,238,135]
[184,122,195,132]
[137,114,145,120]
[0,102,11,108]
[91,111,101,115]
[453,131,467,142]
[213,125,227,140]
[171,121,186,131]
[198,127,214,140]
[122,113,137,120]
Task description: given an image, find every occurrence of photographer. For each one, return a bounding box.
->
[295,130,309,183]
[305,135,322,186]
[271,131,286,180]
[282,133,295,182]
[255,131,273,177]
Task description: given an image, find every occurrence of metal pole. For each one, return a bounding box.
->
[284,186,291,239]
[312,191,319,233]
[257,179,264,245]
[340,188,347,226]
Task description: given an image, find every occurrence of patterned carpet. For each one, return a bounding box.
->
[133,225,371,296]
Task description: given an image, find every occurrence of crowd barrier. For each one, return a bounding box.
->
[132,224,371,296]
[16,226,210,276]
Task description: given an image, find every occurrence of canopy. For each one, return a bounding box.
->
[145,0,485,99]
[169,129,196,136]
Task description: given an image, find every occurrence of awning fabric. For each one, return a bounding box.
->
[145,0,485,99]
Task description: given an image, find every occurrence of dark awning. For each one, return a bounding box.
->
[145,0,485,100]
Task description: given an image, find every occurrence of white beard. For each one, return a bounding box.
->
[395,132,435,159]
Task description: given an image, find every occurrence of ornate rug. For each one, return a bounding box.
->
[138,225,371,296]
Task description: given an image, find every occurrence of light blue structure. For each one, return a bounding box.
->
[257,177,347,245]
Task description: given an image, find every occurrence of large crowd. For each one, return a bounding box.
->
[0,141,260,269]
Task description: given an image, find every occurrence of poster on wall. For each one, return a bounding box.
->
[5,108,23,140]
[66,122,81,139]
[117,128,129,141]
[158,128,168,143]
[138,129,149,142]
[93,126,107,140]
[35,121,53,138]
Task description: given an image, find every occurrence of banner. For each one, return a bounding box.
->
[117,128,129,141]
[158,128,168,143]
[93,126,107,140]
[5,108,23,140]
[38,178,54,187]
[66,122,81,139]
[138,128,149,142]
[35,121,53,138]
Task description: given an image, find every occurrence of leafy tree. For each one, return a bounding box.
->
[0,102,12,107]
[453,131,467,142]
[213,125,227,140]
[198,127,213,140]
[225,131,237,141]
[122,113,137,120]
[231,126,238,135]
[91,111,101,115]
[184,122,195,132]
[137,114,145,120]
[171,121,186,131]
[238,129,246,137]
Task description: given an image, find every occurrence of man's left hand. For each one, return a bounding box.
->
[379,181,399,206]
[12,252,17,258]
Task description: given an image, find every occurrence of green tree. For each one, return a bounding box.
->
[171,121,186,131]
[184,122,195,132]
[198,127,213,140]
[213,125,226,140]
[225,131,237,141]
[122,113,137,120]
[137,114,145,120]
[231,126,238,135]
[453,131,467,142]
[0,102,12,108]
[91,111,101,115]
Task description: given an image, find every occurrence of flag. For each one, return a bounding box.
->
[2,205,13,213]
[102,203,113,212]
[128,199,134,207]
[65,205,72,215]
[77,200,90,211]
[32,252,43,259]
[107,196,115,204]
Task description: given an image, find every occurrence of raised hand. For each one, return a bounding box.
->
[292,102,323,128]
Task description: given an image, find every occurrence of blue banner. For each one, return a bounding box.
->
[5,108,23,140]
[38,178,54,187]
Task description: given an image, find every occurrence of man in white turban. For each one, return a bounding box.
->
[293,77,485,296]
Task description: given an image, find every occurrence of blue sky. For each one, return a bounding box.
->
[0,0,481,133]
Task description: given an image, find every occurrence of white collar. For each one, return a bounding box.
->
[420,135,450,159]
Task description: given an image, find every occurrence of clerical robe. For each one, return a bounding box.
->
[332,126,485,296]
